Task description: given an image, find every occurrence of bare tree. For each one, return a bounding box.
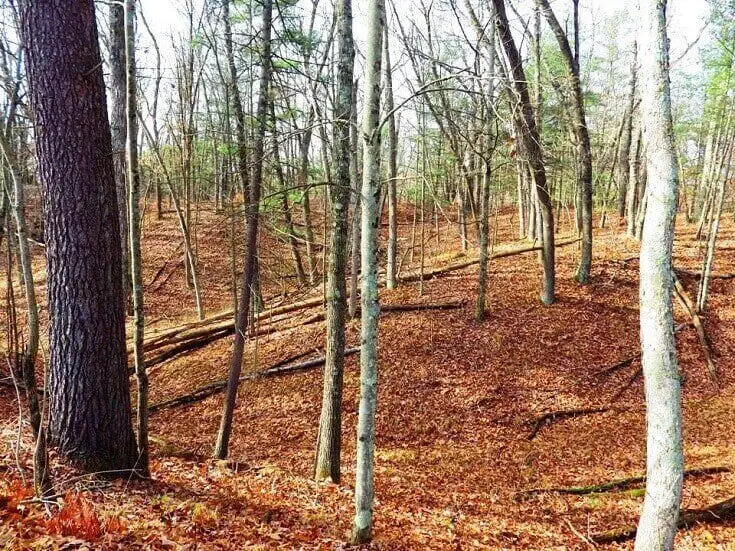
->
[352,0,384,543]
[315,0,354,484]
[214,0,273,460]
[635,1,683,548]
[537,0,592,284]
[124,0,148,476]
[493,0,555,305]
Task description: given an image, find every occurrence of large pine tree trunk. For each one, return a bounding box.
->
[20,0,137,473]
[352,0,384,543]
[315,0,354,484]
[635,1,683,549]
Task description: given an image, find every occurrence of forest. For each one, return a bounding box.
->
[1,0,734,548]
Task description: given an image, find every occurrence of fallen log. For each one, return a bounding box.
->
[522,466,730,496]
[672,273,718,390]
[136,294,326,352]
[398,237,581,283]
[526,407,613,440]
[593,495,735,544]
[135,301,463,372]
[148,347,360,413]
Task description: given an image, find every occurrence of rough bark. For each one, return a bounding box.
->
[315,0,354,484]
[20,0,138,473]
[635,2,684,549]
[109,1,132,310]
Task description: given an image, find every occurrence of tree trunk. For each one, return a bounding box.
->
[299,109,318,285]
[537,0,592,284]
[635,2,683,549]
[222,0,250,214]
[125,0,148,477]
[109,2,132,311]
[475,5,496,322]
[315,0,354,484]
[627,128,642,236]
[618,42,637,218]
[494,0,555,304]
[383,24,398,290]
[20,0,138,473]
[348,85,361,319]
[697,142,730,312]
[271,106,307,285]
[352,0,384,543]
[214,0,273,460]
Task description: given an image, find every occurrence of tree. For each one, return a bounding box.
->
[493,0,556,305]
[537,0,593,284]
[19,0,138,473]
[352,0,384,543]
[109,1,132,310]
[473,2,496,322]
[125,0,149,477]
[315,0,354,484]
[634,1,683,549]
[383,22,398,290]
[214,0,274,460]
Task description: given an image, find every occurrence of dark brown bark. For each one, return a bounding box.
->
[493,0,555,304]
[214,0,273,460]
[315,0,354,484]
[20,0,137,473]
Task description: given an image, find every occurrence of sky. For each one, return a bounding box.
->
[134,0,716,134]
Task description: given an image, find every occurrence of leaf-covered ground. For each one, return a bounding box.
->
[2,207,735,549]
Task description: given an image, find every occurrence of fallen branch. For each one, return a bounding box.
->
[675,267,735,280]
[149,347,360,413]
[526,407,613,440]
[672,273,718,390]
[607,367,642,403]
[595,354,640,377]
[523,466,730,496]
[593,495,735,544]
[398,237,581,283]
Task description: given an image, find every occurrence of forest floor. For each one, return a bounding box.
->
[2,204,735,549]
